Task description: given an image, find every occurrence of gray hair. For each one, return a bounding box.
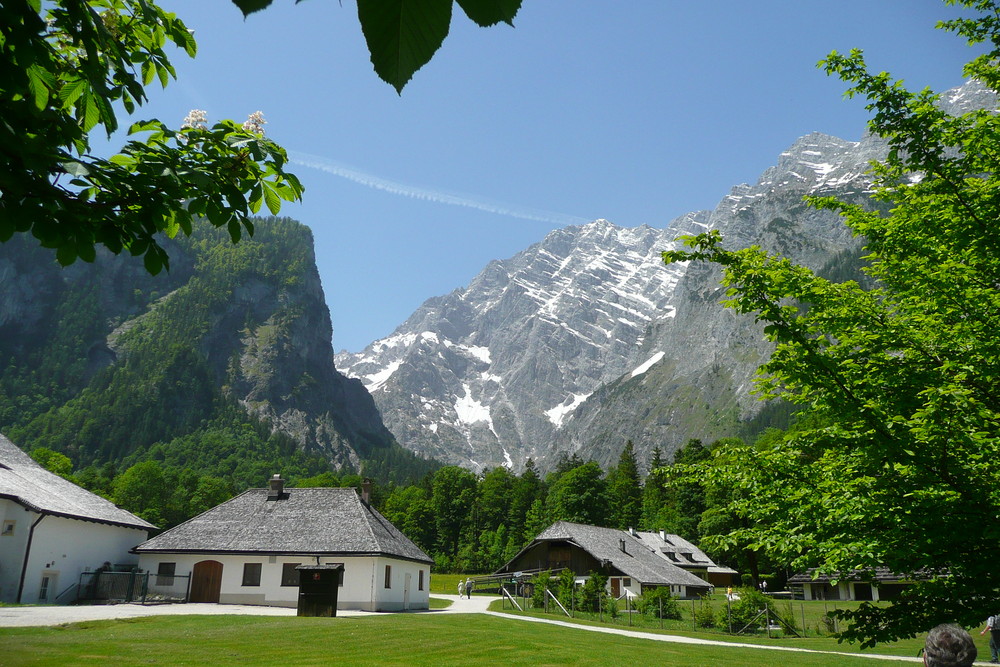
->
[924,624,977,667]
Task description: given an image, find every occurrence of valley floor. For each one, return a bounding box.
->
[0,595,935,663]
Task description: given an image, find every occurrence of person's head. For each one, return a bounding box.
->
[923,624,977,667]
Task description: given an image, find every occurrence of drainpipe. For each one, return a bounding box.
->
[17,513,47,604]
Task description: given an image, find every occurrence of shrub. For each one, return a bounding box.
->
[694,601,716,628]
[718,586,770,632]
[556,569,577,611]
[530,571,551,610]
[636,587,682,620]
[578,572,608,613]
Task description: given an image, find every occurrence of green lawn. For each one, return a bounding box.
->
[0,613,913,666]
[429,572,488,595]
[428,596,452,609]
[489,595,990,659]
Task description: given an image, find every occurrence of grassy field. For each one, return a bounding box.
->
[0,613,915,666]
[490,594,990,659]
[429,572,487,595]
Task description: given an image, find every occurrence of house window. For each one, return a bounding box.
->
[622,578,631,588]
[242,563,262,587]
[1,520,14,536]
[281,563,301,587]
[384,564,392,589]
[156,562,176,586]
[38,576,51,601]
[418,570,424,591]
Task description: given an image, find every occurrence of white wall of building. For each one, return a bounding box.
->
[138,552,430,611]
[0,501,147,604]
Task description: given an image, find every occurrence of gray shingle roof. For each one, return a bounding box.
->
[0,433,155,530]
[133,487,433,564]
[533,521,711,589]
[633,531,737,574]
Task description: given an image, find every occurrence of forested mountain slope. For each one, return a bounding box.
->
[0,217,432,489]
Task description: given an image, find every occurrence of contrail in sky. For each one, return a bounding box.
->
[289,150,589,227]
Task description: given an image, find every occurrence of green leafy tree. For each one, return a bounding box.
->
[546,460,609,526]
[606,440,642,529]
[2,0,303,274]
[522,497,549,542]
[508,458,544,540]
[232,0,523,93]
[29,447,73,477]
[668,438,711,540]
[431,465,478,558]
[664,0,1000,645]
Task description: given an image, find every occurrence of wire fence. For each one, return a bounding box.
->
[75,570,191,605]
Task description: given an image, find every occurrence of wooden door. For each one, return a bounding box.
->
[610,577,621,598]
[190,560,223,603]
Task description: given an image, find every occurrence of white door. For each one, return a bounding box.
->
[403,573,411,611]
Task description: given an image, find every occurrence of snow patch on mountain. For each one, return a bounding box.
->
[630,351,665,378]
[546,393,592,427]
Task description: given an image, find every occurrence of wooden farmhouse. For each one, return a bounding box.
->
[496,521,712,599]
[134,475,433,611]
[0,434,155,604]
[631,529,739,588]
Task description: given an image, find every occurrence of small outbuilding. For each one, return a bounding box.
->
[134,475,432,611]
[496,521,712,599]
[0,434,155,604]
[787,568,917,602]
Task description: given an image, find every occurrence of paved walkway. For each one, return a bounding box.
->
[1,594,979,664]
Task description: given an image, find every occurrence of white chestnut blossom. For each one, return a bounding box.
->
[243,111,266,135]
[181,109,208,130]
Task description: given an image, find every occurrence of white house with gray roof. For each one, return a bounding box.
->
[0,434,155,604]
[496,521,712,599]
[133,475,433,611]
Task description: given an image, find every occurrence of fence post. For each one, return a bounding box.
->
[801,603,806,637]
[627,595,631,627]
[659,597,663,629]
[727,595,733,634]
[766,607,771,639]
[692,599,696,631]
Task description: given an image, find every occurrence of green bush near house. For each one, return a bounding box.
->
[636,587,682,620]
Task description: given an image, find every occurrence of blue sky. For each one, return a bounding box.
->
[143,1,981,353]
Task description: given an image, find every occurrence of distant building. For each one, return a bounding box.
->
[0,434,155,604]
[631,529,739,588]
[496,521,712,599]
[787,568,916,601]
[134,476,432,611]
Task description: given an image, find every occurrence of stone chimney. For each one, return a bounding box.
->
[619,538,627,554]
[267,474,285,501]
[361,478,373,505]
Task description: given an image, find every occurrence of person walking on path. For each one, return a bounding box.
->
[458,580,463,597]
[981,613,1000,663]
[464,578,474,599]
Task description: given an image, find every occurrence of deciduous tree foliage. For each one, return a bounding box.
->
[1,0,304,274]
[231,0,523,93]
[663,0,1000,645]
[5,0,520,272]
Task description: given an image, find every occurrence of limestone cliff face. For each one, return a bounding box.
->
[339,80,994,472]
[0,217,393,469]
